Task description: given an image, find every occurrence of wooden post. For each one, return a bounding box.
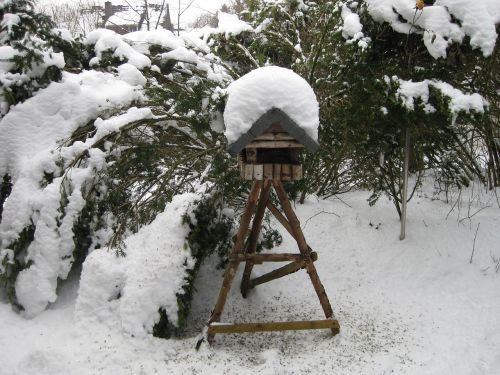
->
[400,128,410,241]
[266,201,294,237]
[241,180,271,297]
[207,181,262,343]
[272,180,335,327]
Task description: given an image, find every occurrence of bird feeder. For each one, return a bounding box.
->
[202,66,339,345]
[228,107,319,181]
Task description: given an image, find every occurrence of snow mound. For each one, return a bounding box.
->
[223,66,319,145]
[0,70,146,317]
[76,193,198,338]
[366,0,500,58]
[117,63,147,86]
[85,28,229,84]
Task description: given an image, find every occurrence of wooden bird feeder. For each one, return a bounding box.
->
[228,107,320,181]
[203,105,340,345]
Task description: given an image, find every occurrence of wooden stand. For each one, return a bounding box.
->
[205,179,339,343]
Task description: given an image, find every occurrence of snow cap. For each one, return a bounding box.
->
[223,66,320,156]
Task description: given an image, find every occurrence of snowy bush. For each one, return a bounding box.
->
[0,0,82,117]
[76,193,205,338]
[0,4,282,334]
[202,0,498,210]
[0,72,148,314]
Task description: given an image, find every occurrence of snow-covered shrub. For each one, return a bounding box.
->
[325,0,496,215]
[0,72,148,314]
[76,190,279,338]
[0,9,283,329]
[76,193,205,338]
[0,0,82,117]
[205,0,498,213]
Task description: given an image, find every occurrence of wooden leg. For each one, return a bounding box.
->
[266,201,294,237]
[240,180,272,297]
[272,180,335,332]
[207,181,262,343]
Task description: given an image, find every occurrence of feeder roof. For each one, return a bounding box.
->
[223,66,320,155]
[226,108,319,156]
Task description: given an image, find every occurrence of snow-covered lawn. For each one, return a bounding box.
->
[1,185,499,374]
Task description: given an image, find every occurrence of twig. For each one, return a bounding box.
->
[445,190,461,220]
[302,210,339,230]
[458,205,490,224]
[469,222,480,264]
[332,194,352,208]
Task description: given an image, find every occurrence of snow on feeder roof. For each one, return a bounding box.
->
[223,66,320,156]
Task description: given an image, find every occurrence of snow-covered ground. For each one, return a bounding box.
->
[1,182,499,375]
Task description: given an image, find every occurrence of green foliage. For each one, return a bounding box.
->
[0,174,12,221]
[0,224,34,305]
[153,194,234,338]
[152,189,281,338]
[210,0,493,212]
[324,1,489,213]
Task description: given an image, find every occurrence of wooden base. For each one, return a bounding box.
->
[204,179,338,345]
[208,319,340,334]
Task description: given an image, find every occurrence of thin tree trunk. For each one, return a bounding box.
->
[400,128,410,240]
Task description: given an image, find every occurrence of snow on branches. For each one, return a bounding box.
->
[0,21,235,320]
[343,0,500,58]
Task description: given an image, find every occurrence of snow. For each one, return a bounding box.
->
[0,70,144,179]
[87,29,151,69]
[0,41,65,116]
[51,28,73,42]
[0,45,17,72]
[83,28,116,45]
[124,29,182,55]
[341,4,371,50]
[217,12,254,38]
[365,0,500,58]
[160,46,199,64]
[76,193,199,338]
[224,66,319,145]
[1,180,499,373]
[393,76,487,120]
[341,4,363,40]
[117,62,147,86]
[0,70,146,317]
[186,12,253,44]
[436,0,499,56]
[85,28,229,84]
[0,0,13,9]
[0,12,20,34]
